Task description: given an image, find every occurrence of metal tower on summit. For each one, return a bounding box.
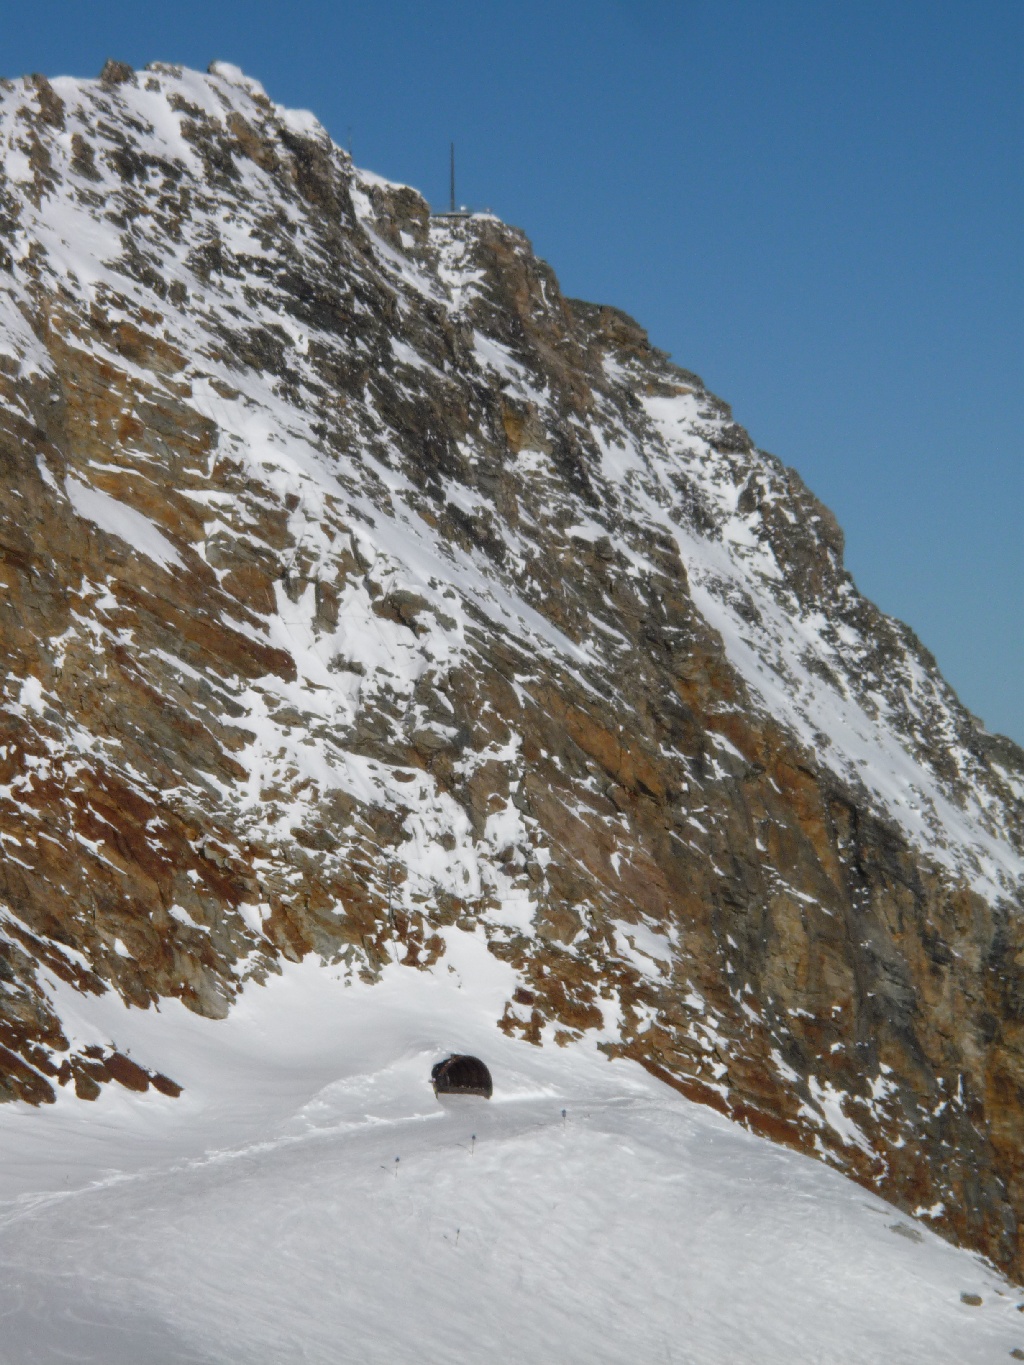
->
[433,142,470,219]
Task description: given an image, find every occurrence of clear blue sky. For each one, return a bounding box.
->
[7,1,1022,741]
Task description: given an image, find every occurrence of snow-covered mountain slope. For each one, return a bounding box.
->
[1,938,1022,1365]
[0,57,1022,1284]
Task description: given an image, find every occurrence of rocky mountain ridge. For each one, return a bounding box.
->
[1,60,1022,1277]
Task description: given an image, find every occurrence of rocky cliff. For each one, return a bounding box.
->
[1,60,1022,1277]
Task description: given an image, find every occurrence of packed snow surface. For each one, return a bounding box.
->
[0,934,1020,1365]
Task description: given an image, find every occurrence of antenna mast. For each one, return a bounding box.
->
[450,141,456,213]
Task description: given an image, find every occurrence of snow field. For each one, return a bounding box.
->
[0,933,1020,1364]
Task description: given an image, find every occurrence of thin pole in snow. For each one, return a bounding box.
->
[450,142,455,213]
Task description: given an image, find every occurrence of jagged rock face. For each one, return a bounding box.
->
[1,60,1022,1276]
